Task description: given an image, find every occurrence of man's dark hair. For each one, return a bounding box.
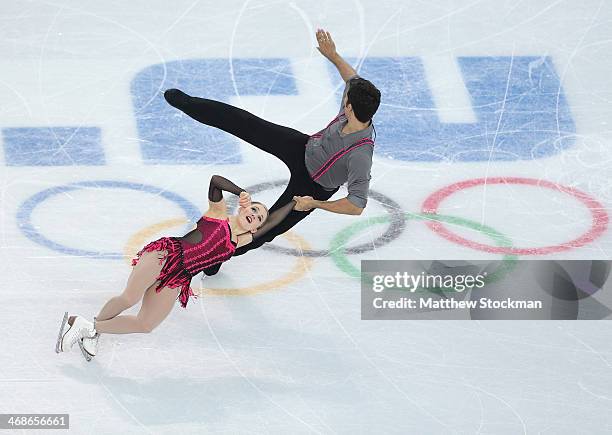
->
[346,78,381,123]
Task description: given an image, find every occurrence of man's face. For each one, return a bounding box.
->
[343,96,352,115]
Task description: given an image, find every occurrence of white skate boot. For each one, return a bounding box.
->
[55,313,96,359]
[81,333,99,361]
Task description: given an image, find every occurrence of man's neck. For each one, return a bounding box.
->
[342,117,370,135]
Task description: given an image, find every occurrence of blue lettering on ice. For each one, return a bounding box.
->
[1,56,575,165]
[130,58,297,164]
[2,127,104,166]
[343,56,575,161]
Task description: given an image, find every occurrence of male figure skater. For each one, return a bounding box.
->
[164,29,381,270]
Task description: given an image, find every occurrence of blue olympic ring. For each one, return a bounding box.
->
[16,180,201,259]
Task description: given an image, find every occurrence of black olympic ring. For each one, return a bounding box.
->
[226,179,406,257]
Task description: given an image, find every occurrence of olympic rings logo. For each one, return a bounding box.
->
[16,177,608,295]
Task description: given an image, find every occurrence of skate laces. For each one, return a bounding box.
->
[69,334,80,347]
[79,324,94,339]
[67,322,94,348]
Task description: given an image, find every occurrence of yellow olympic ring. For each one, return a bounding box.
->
[200,231,314,296]
[123,218,190,264]
[123,218,313,296]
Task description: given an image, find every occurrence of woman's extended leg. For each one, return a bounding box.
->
[94,286,179,334]
[95,250,166,321]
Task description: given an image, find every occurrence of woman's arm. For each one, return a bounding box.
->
[236,200,297,247]
[206,175,250,217]
[208,175,246,201]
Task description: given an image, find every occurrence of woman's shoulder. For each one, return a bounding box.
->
[202,211,229,221]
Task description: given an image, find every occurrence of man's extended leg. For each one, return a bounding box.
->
[164,89,309,165]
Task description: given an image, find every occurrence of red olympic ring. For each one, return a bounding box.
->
[421,177,609,255]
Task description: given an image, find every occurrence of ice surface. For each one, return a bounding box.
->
[1,0,611,433]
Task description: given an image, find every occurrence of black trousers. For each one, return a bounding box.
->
[164,89,339,256]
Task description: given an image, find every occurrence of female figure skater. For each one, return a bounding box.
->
[56,175,296,361]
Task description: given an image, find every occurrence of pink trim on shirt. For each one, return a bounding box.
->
[309,114,344,140]
[311,138,374,181]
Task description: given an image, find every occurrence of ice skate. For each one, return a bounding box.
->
[80,333,99,362]
[56,314,96,354]
[55,312,69,354]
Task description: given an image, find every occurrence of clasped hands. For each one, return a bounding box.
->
[239,191,313,212]
[293,196,315,212]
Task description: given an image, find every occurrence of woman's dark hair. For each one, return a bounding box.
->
[346,78,381,123]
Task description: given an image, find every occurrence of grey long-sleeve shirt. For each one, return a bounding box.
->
[304,75,375,208]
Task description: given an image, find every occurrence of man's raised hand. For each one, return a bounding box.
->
[316,29,337,60]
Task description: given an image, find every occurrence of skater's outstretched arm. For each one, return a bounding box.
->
[316,29,356,82]
[206,175,250,217]
[238,200,297,245]
[294,196,363,216]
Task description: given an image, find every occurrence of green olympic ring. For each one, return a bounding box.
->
[329,212,518,292]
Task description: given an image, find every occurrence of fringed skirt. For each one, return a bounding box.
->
[131,237,196,308]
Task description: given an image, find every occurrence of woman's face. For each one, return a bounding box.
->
[238,203,268,232]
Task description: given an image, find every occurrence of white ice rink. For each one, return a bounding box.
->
[1,0,612,433]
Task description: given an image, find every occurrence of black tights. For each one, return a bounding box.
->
[164,89,339,255]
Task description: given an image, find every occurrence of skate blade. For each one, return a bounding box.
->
[78,339,92,362]
[55,312,68,354]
